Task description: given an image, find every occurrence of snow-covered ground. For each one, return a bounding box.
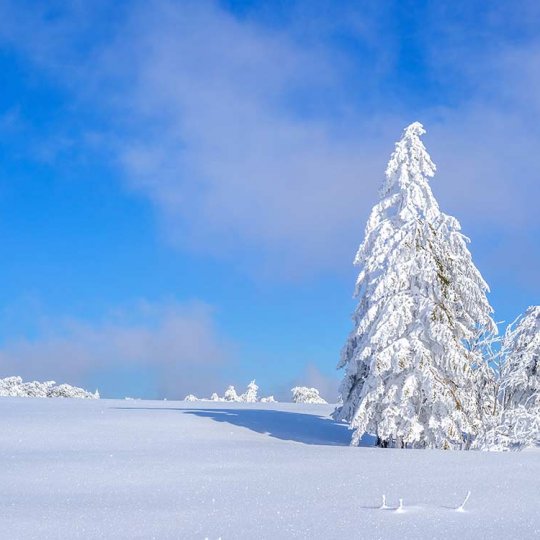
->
[1,398,539,539]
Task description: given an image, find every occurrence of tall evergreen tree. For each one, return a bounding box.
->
[334,122,497,449]
[500,306,540,410]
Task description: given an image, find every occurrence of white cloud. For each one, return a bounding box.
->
[82,1,540,284]
[0,0,538,289]
[104,0,387,278]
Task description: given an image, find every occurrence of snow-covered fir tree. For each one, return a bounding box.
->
[334,122,497,449]
[500,306,540,410]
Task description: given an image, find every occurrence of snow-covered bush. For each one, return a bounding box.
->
[0,376,99,399]
[2,377,55,397]
[260,396,276,403]
[224,385,241,402]
[47,384,99,399]
[184,394,198,402]
[291,386,327,404]
[474,404,540,451]
[472,306,540,451]
[500,306,540,410]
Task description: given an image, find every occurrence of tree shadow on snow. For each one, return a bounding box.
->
[112,406,375,446]
[185,408,359,446]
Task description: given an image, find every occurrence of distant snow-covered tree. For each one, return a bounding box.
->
[184,382,274,404]
[240,380,259,403]
[334,122,497,449]
[291,386,327,404]
[195,382,262,402]
[500,306,540,410]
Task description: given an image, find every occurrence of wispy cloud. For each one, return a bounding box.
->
[0,0,538,293]
[0,300,235,399]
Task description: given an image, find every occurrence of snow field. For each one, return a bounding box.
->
[1,397,539,539]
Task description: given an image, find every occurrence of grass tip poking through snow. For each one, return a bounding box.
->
[456,491,471,512]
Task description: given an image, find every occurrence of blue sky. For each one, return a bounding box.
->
[0,0,538,400]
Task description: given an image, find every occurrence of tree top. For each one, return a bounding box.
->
[402,121,425,139]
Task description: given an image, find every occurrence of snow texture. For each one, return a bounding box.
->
[0,397,538,539]
[336,122,497,449]
[0,376,98,399]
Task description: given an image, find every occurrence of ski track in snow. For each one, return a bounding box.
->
[1,397,539,539]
